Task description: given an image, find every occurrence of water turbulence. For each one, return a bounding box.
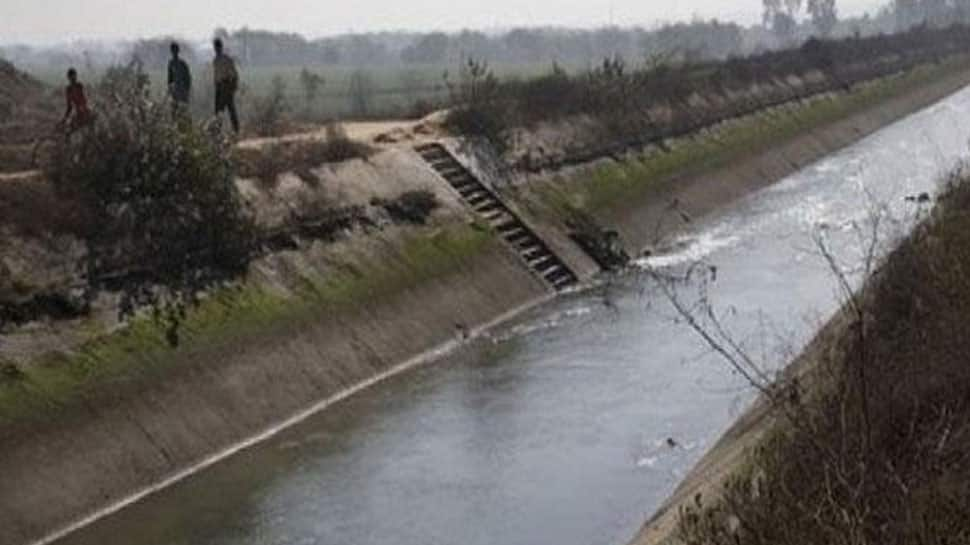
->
[54,86,970,545]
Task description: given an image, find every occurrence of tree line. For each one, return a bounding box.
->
[0,10,890,74]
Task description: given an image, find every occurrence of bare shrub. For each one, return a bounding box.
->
[250,74,291,137]
[237,123,374,187]
[298,68,325,112]
[319,122,374,163]
[348,69,375,118]
[444,25,970,162]
[444,58,506,150]
[0,360,25,383]
[371,190,439,224]
[408,98,437,120]
[650,175,970,544]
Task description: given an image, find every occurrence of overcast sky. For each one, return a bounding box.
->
[2,0,888,45]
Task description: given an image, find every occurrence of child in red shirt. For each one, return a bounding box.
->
[62,68,93,131]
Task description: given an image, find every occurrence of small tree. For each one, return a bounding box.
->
[45,60,254,345]
[443,58,506,149]
[348,69,375,118]
[764,0,802,43]
[298,67,325,113]
[808,0,839,37]
[250,74,290,137]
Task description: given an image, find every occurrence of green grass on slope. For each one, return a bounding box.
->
[0,225,493,425]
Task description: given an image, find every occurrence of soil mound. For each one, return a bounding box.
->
[0,58,57,168]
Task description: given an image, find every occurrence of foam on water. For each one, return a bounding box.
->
[635,229,741,269]
[488,305,594,343]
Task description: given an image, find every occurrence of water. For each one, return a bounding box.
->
[54,88,970,545]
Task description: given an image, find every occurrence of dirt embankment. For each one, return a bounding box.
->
[3,49,970,545]
[0,59,58,172]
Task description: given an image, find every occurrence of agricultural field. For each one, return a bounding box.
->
[26,61,573,121]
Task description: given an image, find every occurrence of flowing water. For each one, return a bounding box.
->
[54,87,970,545]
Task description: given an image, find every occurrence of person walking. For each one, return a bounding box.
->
[61,68,93,133]
[167,42,192,119]
[212,38,240,134]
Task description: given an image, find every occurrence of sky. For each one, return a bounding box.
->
[2,0,888,45]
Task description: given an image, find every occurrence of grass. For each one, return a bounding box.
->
[535,57,969,220]
[0,224,494,425]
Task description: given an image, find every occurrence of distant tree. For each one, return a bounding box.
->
[773,11,799,42]
[401,33,450,64]
[344,35,389,66]
[348,69,375,117]
[320,41,342,64]
[592,26,633,59]
[893,0,921,30]
[453,30,493,61]
[784,0,804,17]
[808,0,839,36]
[764,0,800,43]
[642,20,744,61]
[504,29,545,63]
[299,68,325,109]
[764,0,802,43]
[130,38,196,69]
[251,75,290,136]
[955,0,970,22]
[83,50,97,77]
[399,69,426,105]
[922,0,950,25]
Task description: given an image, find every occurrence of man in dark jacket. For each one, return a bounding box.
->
[212,38,240,133]
[168,42,192,118]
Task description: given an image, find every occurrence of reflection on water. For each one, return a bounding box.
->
[56,85,970,545]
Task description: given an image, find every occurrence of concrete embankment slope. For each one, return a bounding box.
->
[0,144,561,545]
[1,230,550,545]
[4,55,970,545]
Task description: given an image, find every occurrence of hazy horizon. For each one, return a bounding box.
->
[3,0,887,46]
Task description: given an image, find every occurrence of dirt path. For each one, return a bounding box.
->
[237,117,444,150]
[0,170,43,184]
[1,117,446,181]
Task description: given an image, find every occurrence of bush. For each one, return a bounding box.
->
[249,75,291,137]
[0,361,25,383]
[676,176,970,544]
[408,98,437,120]
[443,25,970,159]
[444,58,508,151]
[237,122,374,187]
[371,190,439,224]
[44,60,255,345]
[348,70,375,118]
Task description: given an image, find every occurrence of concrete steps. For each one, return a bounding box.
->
[415,143,578,292]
